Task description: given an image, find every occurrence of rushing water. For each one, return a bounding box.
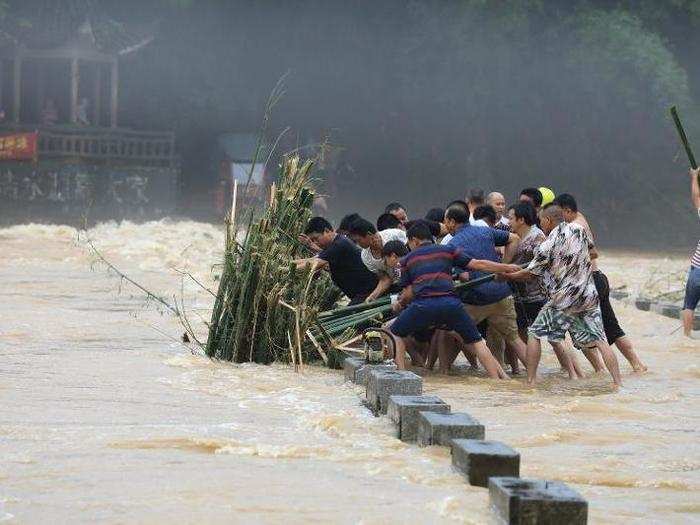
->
[1,221,699,524]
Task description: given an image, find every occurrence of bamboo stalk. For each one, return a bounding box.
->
[670,106,698,169]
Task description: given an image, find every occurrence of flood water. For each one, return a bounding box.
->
[1,221,699,524]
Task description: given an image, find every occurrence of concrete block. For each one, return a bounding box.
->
[609,290,629,300]
[417,412,484,447]
[661,304,681,320]
[635,298,651,311]
[343,357,396,385]
[451,439,520,487]
[366,370,422,415]
[489,477,588,525]
[387,395,450,442]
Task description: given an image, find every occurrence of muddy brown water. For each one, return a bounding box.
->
[1,221,699,524]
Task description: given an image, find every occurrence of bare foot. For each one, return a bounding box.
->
[632,362,648,373]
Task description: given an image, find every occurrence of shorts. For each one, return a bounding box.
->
[514,300,545,330]
[592,270,626,344]
[464,296,520,343]
[390,296,482,344]
[683,266,700,311]
[528,306,605,350]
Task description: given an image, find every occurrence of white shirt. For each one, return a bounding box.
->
[361,228,407,281]
[440,233,453,245]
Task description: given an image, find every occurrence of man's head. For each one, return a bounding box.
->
[382,240,409,269]
[538,204,565,234]
[425,207,445,224]
[519,187,543,209]
[443,202,470,235]
[385,202,408,224]
[552,193,578,223]
[466,188,485,213]
[376,212,403,232]
[405,222,433,250]
[304,217,335,249]
[348,217,377,248]
[338,213,360,236]
[486,192,506,220]
[473,205,497,227]
[509,202,537,234]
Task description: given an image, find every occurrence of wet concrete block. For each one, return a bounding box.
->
[451,439,520,487]
[417,412,484,447]
[387,395,450,442]
[661,304,681,320]
[635,298,651,311]
[343,357,396,385]
[489,477,588,525]
[609,290,629,300]
[366,370,422,415]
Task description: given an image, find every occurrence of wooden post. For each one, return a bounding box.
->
[93,63,101,126]
[110,59,118,128]
[70,58,79,123]
[13,56,21,122]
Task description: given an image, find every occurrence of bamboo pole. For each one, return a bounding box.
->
[670,106,698,169]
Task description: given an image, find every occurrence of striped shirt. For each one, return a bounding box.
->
[399,242,472,300]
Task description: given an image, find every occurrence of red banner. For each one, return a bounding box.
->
[0,132,38,161]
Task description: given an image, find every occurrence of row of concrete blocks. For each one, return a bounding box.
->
[609,289,700,329]
[344,357,588,524]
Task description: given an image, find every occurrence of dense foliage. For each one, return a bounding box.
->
[3,0,700,245]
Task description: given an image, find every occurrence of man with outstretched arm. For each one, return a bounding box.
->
[388,222,520,378]
[501,205,622,387]
[682,167,700,337]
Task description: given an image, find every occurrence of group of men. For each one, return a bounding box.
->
[297,186,648,387]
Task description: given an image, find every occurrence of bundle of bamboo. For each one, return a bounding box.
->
[205,155,341,364]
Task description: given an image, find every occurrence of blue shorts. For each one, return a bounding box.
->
[684,266,700,311]
[390,296,482,344]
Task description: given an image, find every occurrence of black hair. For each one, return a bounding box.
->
[338,213,360,233]
[446,199,469,210]
[473,205,497,225]
[512,202,537,226]
[348,217,377,237]
[467,188,485,205]
[382,239,409,258]
[405,218,440,238]
[553,193,578,213]
[305,216,333,235]
[424,207,445,223]
[445,205,470,225]
[384,202,405,214]
[520,187,543,208]
[376,213,402,231]
[406,222,433,242]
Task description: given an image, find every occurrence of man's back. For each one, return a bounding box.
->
[527,222,598,313]
[448,225,511,305]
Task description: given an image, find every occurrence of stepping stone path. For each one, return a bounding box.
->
[417,412,484,446]
[489,477,588,525]
[387,395,450,442]
[451,439,520,487]
[343,357,397,386]
[366,369,422,415]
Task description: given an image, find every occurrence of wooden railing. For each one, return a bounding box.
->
[0,124,176,166]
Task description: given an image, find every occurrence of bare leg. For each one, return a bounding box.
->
[526,336,542,385]
[613,335,646,372]
[465,340,509,379]
[682,309,694,338]
[550,342,578,379]
[487,328,505,365]
[403,338,425,368]
[582,347,604,372]
[505,345,520,374]
[426,331,441,370]
[567,348,584,378]
[597,339,623,386]
[506,338,528,366]
[394,335,407,370]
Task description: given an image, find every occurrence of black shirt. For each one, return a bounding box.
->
[318,234,378,300]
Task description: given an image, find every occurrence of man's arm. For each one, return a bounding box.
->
[467,258,520,274]
[691,168,700,210]
[294,257,328,272]
[500,268,534,282]
[366,274,393,303]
